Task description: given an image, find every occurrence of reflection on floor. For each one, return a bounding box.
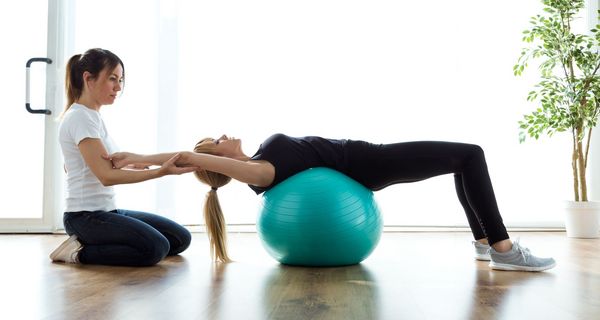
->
[1,232,598,319]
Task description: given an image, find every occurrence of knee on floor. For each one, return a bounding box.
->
[138,237,171,266]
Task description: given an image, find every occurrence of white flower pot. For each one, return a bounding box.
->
[564,201,600,238]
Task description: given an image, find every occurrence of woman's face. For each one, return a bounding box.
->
[85,64,123,106]
[214,134,242,157]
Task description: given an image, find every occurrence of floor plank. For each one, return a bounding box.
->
[0,232,598,320]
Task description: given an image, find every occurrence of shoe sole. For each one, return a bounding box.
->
[475,254,491,261]
[489,261,556,272]
[49,234,78,262]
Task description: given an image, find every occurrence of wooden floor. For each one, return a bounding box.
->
[1,232,599,320]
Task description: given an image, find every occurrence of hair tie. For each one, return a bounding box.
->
[211,187,218,191]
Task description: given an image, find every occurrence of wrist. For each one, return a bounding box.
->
[153,167,167,178]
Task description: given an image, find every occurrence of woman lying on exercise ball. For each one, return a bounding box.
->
[106,133,556,271]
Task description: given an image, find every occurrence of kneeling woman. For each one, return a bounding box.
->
[108,133,556,271]
[50,48,195,266]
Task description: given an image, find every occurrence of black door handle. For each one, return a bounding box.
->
[26,57,53,115]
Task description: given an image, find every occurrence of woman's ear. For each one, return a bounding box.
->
[82,71,93,89]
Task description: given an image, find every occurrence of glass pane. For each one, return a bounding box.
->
[71,0,162,216]
[0,0,47,218]
[174,0,566,227]
[65,0,582,228]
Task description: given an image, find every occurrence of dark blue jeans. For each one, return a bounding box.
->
[63,209,191,267]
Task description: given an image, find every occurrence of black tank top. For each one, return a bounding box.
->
[248,133,349,194]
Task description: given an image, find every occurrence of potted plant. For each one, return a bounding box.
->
[514,0,600,238]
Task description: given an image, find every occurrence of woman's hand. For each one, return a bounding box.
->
[173,151,195,167]
[103,152,142,169]
[159,153,198,176]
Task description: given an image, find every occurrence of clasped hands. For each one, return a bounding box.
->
[102,151,198,176]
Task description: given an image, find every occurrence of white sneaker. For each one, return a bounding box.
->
[473,241,491,261]
[49,235,82,264]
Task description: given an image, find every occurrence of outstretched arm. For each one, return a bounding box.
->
[104,151,178,169]
[177,151,275,187]
[79,138,197,186]
[107,150,275,187]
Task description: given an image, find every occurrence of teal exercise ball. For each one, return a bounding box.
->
[257,167,383,267]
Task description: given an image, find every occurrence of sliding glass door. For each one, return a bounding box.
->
[0,0,55,231]
[0,0,167,232]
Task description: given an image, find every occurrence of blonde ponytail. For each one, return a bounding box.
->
[194,138,233,262]
[203,186,230,262]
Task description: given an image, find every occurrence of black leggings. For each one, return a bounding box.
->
[344,140,509,245]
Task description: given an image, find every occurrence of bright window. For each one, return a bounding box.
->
[71,0,582,228]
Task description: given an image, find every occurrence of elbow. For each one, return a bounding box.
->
[253,173,274,188]
[98,173,118,187]
[99,177,116,187]
[246,166,274,188]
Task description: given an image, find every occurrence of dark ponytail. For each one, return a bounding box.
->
[64,54,83,112]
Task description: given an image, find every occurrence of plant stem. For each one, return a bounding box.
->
[584,127,592,169]
[572,130,580,201]
[578,138,588,201]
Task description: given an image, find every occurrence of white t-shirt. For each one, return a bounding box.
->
[59,103,119,212]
